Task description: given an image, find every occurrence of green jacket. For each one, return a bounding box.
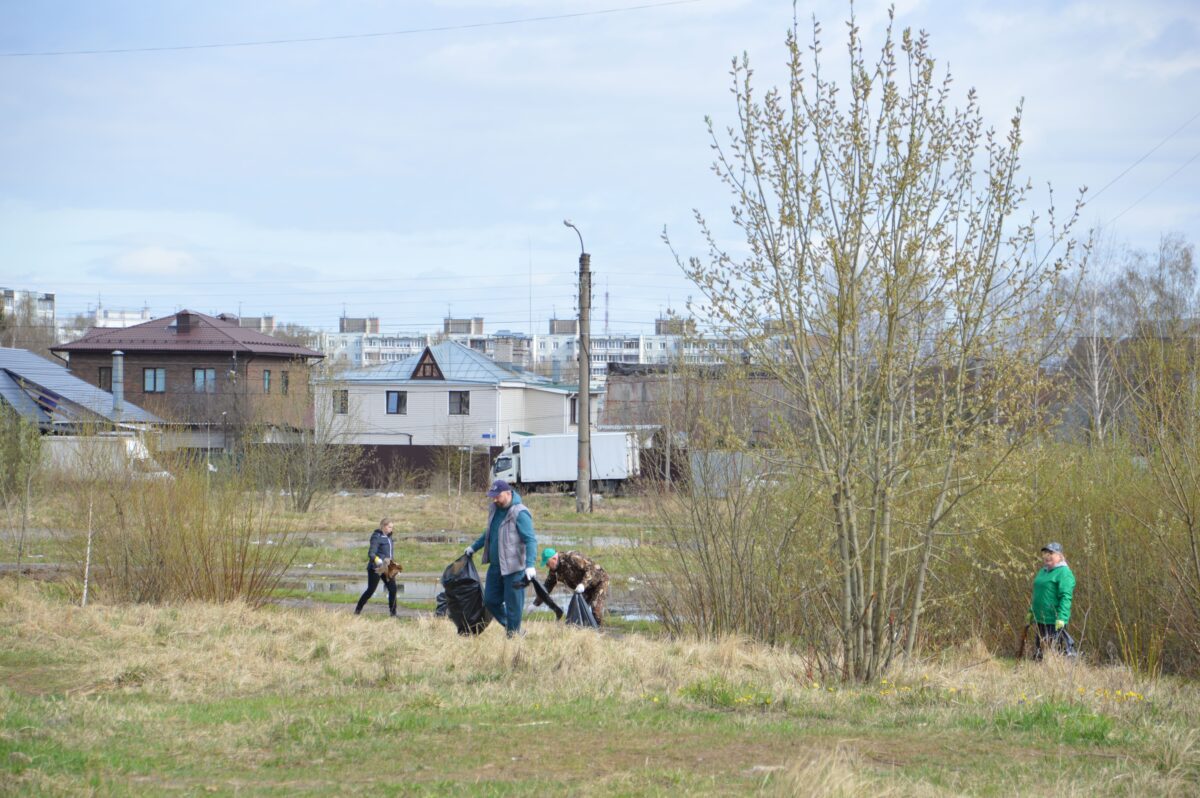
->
[1031,562,1075,625]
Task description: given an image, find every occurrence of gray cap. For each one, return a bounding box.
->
[1041,542,1063,553]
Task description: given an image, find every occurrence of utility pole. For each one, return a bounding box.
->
[564,220,592,513]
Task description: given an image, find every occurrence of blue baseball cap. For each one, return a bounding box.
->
[1041,542,1063,553]
[487,479,513,497]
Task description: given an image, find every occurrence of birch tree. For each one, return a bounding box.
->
[1114,236,1200,649]
[669,9,1084,679]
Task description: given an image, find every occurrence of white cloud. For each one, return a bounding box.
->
[107,246,197,278]
[1,0,1196,334]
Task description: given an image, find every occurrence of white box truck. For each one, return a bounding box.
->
[491,432,640,492]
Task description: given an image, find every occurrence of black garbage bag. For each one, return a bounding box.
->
[441,554,492,635]
[517,575,564,619]
[565,592,599,629]
[434,591,448,617]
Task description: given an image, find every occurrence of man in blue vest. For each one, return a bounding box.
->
[465,479,537,637]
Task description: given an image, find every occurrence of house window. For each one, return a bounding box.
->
[143,368,166,393]
[386,390,407,415]
[449,390,470,415]
[281,371,289,396]
[193,368,216,393]
[570,397,577,426]
[333,389,348,415]
[263,370,271,394]
[98,366,112,391]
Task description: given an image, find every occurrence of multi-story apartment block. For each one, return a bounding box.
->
[87,305,154,329]
[312,314,742,385]
[317,330,433,367]
[2,288,55,325]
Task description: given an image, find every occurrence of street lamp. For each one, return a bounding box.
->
[563,220,592,513]
[563,219,584,255]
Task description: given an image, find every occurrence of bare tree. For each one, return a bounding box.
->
[1,294,57,358]
[1065,232,1129,445]
[270,322,319,350]
[1114,236,1200,650]
[668,9,1084,679]
[0,404,43,568]
[247,364,367,513]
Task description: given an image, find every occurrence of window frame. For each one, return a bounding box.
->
[98,366,112,392]
[386,390,407,415]
[448,390,470,416]
[193,368,216,393]
[143,367,166,393]
[263,369,271,394]
[333,389,349,415]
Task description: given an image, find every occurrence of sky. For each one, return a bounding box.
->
[2,0,1198,336]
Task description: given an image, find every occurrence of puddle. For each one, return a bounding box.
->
[282,573,651,618]
[280,530,649,550]
[533,533,642,548]
[282,577,442,600]
[404,533,471,544]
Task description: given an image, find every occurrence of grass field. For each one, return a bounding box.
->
[3,580,1198,796]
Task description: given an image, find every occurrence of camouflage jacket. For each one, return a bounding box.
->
[543,551,607,594]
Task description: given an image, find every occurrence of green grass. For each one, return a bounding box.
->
[966,700,1120,746]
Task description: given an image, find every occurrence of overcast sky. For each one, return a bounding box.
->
[2,0,1198,335]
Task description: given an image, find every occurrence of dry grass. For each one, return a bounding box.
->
[3,580,1199,796]
[0,577,1183,716]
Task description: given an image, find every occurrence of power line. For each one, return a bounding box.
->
[1088,108,1200,203]
[0,0,703,58]
[1107,148,1200,226]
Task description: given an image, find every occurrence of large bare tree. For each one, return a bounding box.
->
[669,9,1084,679]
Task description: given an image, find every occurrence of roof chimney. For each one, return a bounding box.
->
[112,350,124,420]
[176,311,195,333]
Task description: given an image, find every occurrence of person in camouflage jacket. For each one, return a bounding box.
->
[535,548,609,625]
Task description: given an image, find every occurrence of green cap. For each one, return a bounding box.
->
[540,547,557,567]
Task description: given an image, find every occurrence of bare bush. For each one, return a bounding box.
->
[69,463,297,606]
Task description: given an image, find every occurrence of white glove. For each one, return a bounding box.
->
[575,583,586,594]
[464,547,474,557]
[374,556,382,564]
[524,567,536,581]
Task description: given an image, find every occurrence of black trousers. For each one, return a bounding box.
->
[1034,623,1076,659]
[355,566,397,615]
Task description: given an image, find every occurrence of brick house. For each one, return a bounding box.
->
[51,310,323,444]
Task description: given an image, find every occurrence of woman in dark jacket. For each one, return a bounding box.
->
[354,518,397,616]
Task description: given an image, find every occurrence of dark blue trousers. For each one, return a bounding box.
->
[483,567,527,634]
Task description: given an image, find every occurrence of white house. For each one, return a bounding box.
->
[321,341,586,448]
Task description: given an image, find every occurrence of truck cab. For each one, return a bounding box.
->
[492,442,519,484]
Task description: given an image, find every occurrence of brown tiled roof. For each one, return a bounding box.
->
[52,310,323,359]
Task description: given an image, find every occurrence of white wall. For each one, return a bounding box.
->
[322,380,572,447]
[498,386,526,444]
[524,387,571,436]
[330,382,497,446]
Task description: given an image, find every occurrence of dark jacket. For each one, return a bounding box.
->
[366,529,393,567]
[543,551,607,594]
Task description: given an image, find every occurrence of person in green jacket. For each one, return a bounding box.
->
[1026,542,1077,659]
